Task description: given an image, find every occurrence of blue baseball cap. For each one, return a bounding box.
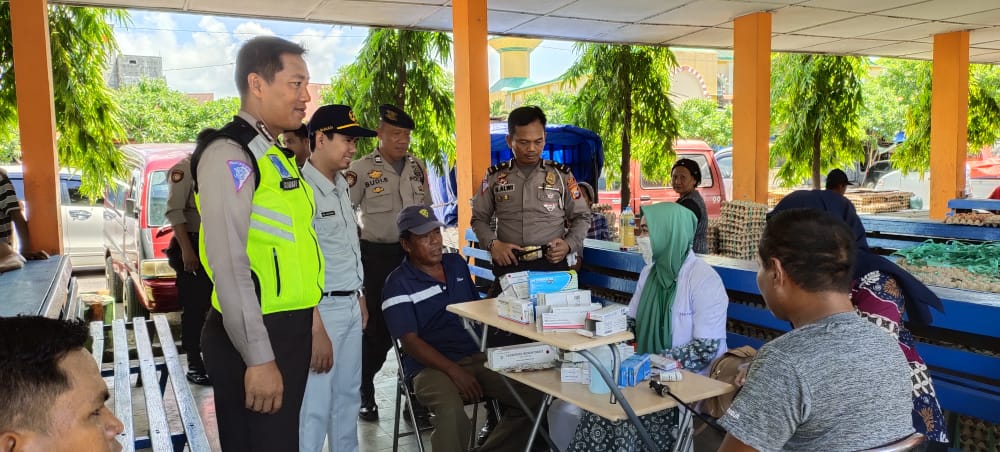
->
[397,205,444,236]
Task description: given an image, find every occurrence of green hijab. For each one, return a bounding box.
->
[635,202,697,354]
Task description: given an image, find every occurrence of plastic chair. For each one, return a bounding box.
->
[390,338,501,452]
[863,433,926,452]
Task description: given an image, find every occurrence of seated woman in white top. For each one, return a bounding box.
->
[548,202,729,452]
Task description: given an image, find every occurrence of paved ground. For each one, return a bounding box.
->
[78,272,471,452]
[79,268,721,452]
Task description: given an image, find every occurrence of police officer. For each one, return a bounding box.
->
[298,105,374,452]
[282,123,310,168]
[471,105,591,295]
[164,155,212,386]
[345,104,431,421]
[192,36,323,452]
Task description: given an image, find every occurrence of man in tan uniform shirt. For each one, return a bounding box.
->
[345,104,432,422]
[471,106,591,295]
[164,155,212,385]
[192,36,319,451]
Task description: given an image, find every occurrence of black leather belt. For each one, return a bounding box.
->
[323,290,356,297]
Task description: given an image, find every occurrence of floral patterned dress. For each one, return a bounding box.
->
[852,270,949,444]
[565,338,721,452]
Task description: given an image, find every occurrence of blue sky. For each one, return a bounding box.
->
[113,10,579,98]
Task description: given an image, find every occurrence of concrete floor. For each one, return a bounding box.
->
[79,272,720,452]
[79,273,448,452]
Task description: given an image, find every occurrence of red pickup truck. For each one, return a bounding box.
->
[598,140,727,217]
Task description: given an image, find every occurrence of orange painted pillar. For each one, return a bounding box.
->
[453,0,491,242]
[732,12,771,204]
[11,0,62,255]
[929,31,969,220]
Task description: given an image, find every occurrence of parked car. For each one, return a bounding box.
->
[3,166,105,270]
[874,166,974,209]
[598,140,727,217]
[104,144,191,319]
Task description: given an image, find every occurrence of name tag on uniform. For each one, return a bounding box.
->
[321,210,336,217]
[494,184,515,193]
[281,178,300,190]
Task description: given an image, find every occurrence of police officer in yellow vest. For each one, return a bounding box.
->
[191,36,323,452]
[345,104,432,421]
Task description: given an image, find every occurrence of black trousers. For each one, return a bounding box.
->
[201,308,312,452]
[360,240,406,405]
[166,234,212,368]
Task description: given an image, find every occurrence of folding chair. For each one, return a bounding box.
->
[391,338,501,452]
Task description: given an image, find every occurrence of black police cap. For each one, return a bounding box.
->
[379,104,415,130]
[309,105,377,138]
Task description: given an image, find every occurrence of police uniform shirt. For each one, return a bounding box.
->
[196,110,280,367]
[346,151,431,243]
[301,160,363,293]
[471,159,591,254]
[165,156,201,230]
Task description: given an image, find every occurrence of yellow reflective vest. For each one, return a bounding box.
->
[196,136,324,315]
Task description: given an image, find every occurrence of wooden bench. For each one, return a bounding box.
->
[463,228,1000,428]
[90,315,210,452]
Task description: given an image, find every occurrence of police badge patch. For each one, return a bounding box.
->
[346,171,358,187]
[170,169,184,183]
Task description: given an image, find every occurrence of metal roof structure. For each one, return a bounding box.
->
[55,0,1000,63]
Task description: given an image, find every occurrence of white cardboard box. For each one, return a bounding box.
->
[590,315,628,336]
[537,289,592,307]
[537,303,601,332]
[487,342,557,372]
[499,271,530,300]
[560,361,591,384]
[496,295,534,324]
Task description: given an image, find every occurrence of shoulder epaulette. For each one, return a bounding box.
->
[487,160,512,175]
[545,160,571,173]
[190,116,261,193]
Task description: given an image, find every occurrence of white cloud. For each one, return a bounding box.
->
[114,14,359,97]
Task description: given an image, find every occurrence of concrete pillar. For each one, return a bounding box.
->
[929,31,970,219]
[732,12,772,204]
[453,0,491,242]
[11,0,63,255]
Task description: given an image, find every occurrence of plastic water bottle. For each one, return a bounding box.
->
[620,206,635,249]
[588,347,614,394]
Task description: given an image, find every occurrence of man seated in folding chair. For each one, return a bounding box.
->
[382,205,544,452]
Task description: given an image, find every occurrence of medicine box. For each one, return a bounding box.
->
[527,271,578,302]
[496,295,534,324]
[487,342,557,372]
[560,361,591,384]
[618,354,652,387]
[537,289,591,307]
[499,271,530,300]
[588,315,628,337]
[537,303,601,332]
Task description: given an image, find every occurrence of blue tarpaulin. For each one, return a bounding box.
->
[429,123,605,226]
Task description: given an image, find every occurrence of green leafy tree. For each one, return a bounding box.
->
[676,98,732,149]
[564,44,679,209]
[0,5,128,197]
[322,29,454,169]
[115,78,200,142]
[880,60,1000,173]
[522,91,576,125]
[770,54,866,189]
[490,99,507,117]
[191,96,240,132]
[860,61,908,164]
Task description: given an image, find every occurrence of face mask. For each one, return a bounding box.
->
[636,236,653,265]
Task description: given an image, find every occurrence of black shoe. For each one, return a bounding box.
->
[476,414,497,447]
[185,368,211,386]
[359,403,379,422]
[403,401,433,430]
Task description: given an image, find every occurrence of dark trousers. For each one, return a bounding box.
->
[166,235,213,369]
[201,308,312,452]
[360,240,406,405]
